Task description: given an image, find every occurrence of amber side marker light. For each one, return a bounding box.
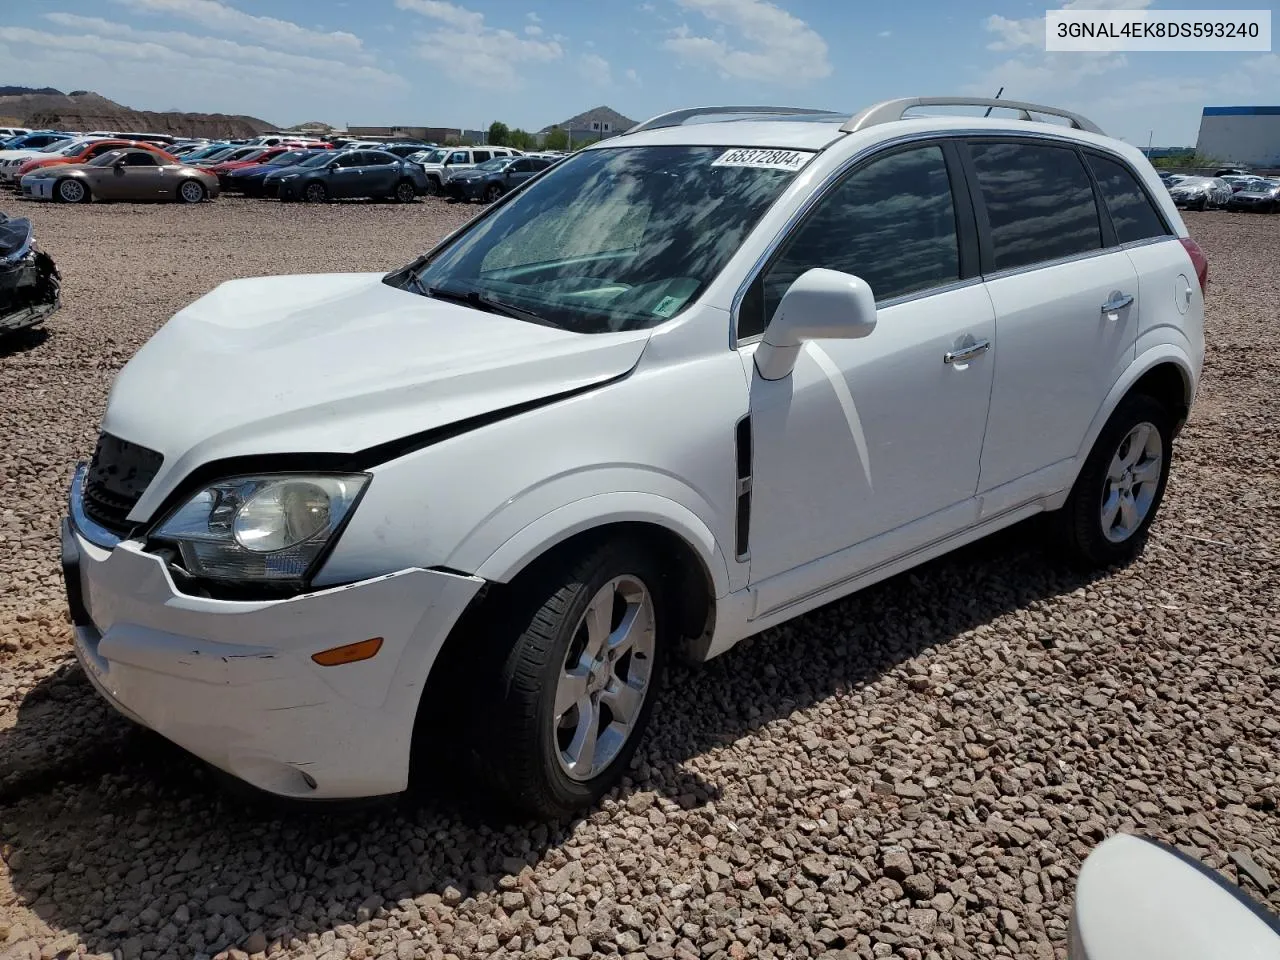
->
[312,637,384,666]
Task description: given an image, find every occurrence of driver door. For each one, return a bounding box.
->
[328,151,366,198]
[741,142,996,592]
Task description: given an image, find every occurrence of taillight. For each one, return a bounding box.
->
[1179,237,1209,295]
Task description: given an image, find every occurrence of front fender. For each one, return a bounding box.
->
[470,490,732,600]
[1075,342,1197,467]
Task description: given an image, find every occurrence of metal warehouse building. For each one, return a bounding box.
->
[1195,106,1280,167]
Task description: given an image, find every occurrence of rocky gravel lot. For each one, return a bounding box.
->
[1,198,1278,960]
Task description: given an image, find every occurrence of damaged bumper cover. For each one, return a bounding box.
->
[0,214,60,335]
[63,519,483,799]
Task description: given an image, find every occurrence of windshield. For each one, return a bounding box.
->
[195,147,236,162]
[420,149,448,164]
[397,145,808,333]
[184,144,226,161]
[474,158,513,172]
[37,139,75,153]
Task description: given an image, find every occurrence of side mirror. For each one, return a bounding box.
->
[754,268,877,381]
[327,161,339,171]
[113,158,127,169]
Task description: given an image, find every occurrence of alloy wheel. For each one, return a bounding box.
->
[552,575,656,781]
[58,179,85,203]
[179,181,204,203]
[1100,421,1163,543]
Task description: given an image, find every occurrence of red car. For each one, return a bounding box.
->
[204,146,293,179]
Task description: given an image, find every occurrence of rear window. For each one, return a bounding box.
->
[969,141,1101,272]
[1085,154,1169,245]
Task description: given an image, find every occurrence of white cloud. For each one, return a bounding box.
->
[878,30,891,38]
[113,0,365,54]
[399,0,563,87]
[626,67,641,84]
[525,24,543,36]
[21,15,401,87]
[664,0,831,85]
[526,11,541,22]
[579,53,612,86]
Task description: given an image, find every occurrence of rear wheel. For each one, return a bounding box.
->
[55,178,89,204]
[449,539,669,818]
[303,181,328,203]
[393,179,417,203]
[177,180,205,204]
[1051,392,1173,569]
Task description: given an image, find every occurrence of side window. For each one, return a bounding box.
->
[530,158,552,171]
[969,141,1101,271]
[123,152,158,167]
[336,153,364,168]
[1086,154,1170,244]
[363,152,394,166]
[472,150,491,163]
[739,145,960,340]
[508,159,532,173]
[449,151,468,164]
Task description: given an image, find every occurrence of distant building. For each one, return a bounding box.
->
[538,106,638,146]
[345,125,486,144]
[1195,106,1280,167]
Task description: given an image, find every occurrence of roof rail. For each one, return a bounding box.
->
[626,105,841,135]
[843,97,1105,135]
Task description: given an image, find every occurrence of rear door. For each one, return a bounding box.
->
[966,139,1139,513]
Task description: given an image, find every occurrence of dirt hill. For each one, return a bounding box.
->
[0,87,275,139]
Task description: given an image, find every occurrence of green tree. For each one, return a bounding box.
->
[509,127,535,150]
[542,127,569,151]
[487,121,510,146]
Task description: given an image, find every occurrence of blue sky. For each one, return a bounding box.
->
[1,0,1276,143]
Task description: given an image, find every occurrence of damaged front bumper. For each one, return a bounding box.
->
[62,507,484,799]
[0,215,60,335]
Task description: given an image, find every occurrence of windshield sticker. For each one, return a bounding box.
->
[711,148,814,172]
[652,295,686,318]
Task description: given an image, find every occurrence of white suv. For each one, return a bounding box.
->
[63,98,1206,817]
[413,145,523,194]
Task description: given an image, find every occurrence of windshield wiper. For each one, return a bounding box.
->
[424,285,559,328]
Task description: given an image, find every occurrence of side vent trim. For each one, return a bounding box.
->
[734,415,753,561]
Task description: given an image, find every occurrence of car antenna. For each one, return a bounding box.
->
[983,87,1003,117]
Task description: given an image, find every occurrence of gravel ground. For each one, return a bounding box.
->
[1,198,1277,960]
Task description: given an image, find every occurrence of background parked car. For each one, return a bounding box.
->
[1225,177,1280,212]
[1167,176,1232,210]
[443,155,555,202]
[21,147,218,204]
[0,136,84,182]
[0,211,59,337]
[267,149,428,202]
[15,139,176,181]
[188,145,267,168]
[222,148,331,196]
[173,142,232,164]
[416,145,523,195]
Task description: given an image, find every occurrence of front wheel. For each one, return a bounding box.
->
[177,179,205,204]
[460,540,669,818]
[303,181,328,203]
[1050,392,1173,569]
[484,184,503,203]
[55,178,89,203]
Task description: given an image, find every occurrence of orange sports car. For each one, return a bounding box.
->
[14,139,176,180]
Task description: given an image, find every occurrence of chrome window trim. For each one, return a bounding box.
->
[68,462,123,549]
[1120,235,1180,252]
[730,126,1098,347]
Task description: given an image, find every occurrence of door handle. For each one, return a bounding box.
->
[944,339,991,364]
[1101,293,1134,314]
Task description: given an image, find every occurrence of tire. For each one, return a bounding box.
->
[55,178,89,204]
[424,176,440,197]
[456,539,670,819]
[177,179,205,204]
[303,181,327,203]
[1050,392,1173,569]
[393,179,417,203]
[484,184,503,203]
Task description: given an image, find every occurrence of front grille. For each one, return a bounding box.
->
[82,432,164,533]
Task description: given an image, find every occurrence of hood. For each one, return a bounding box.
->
[23,161,81,177]
[101,272,651,518]
[0,149,59,162]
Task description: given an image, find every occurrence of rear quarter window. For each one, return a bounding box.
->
[1086,154,1171,244]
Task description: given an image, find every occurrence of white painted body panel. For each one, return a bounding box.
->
[1070,833,1280,960]
[68,110,1206,798]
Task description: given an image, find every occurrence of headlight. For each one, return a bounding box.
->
[154,474,368,581]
